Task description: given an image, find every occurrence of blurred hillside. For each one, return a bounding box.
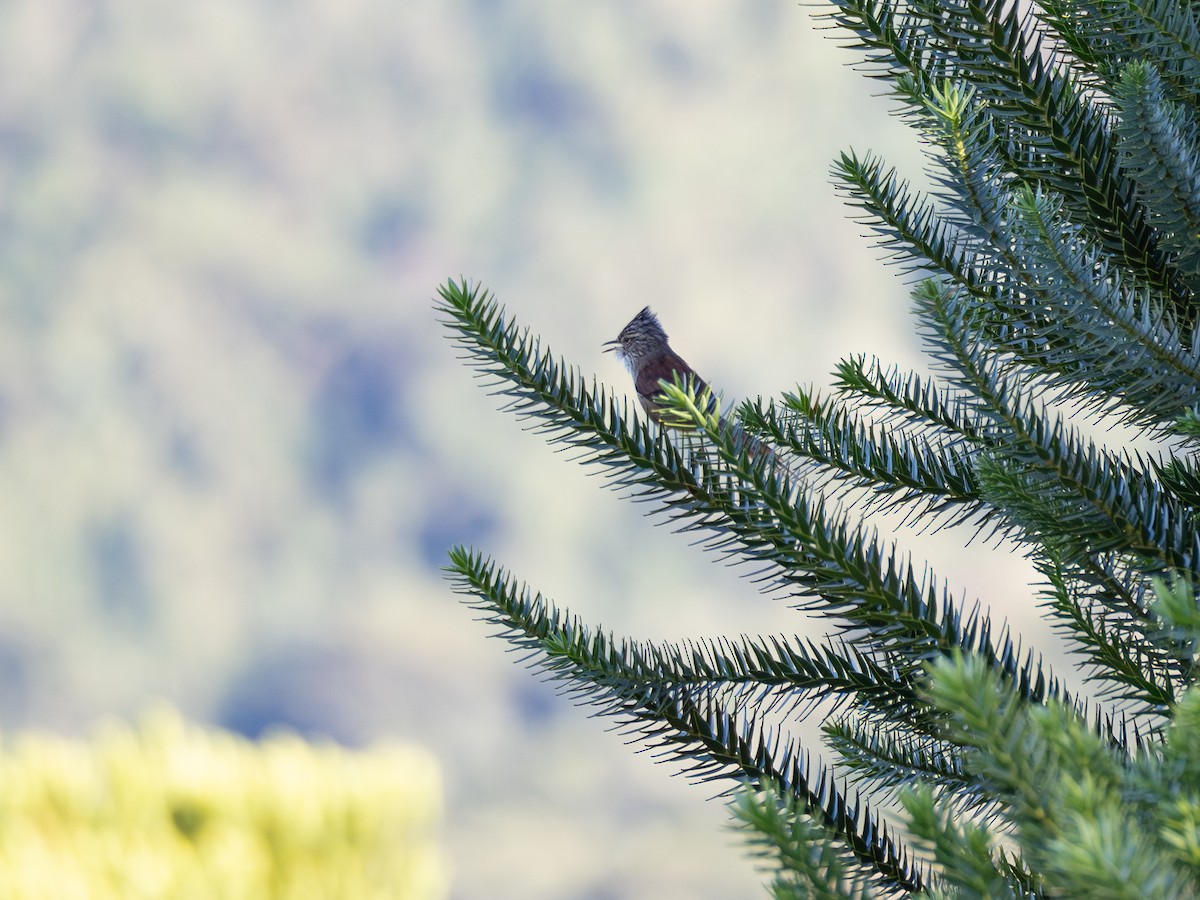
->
[0,1,1057,897]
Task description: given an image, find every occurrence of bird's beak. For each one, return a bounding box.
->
[602,340,619,353]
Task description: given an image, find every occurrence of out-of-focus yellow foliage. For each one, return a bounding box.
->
[0,709,446,900]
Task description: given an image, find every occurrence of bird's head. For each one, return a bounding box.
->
[603,307,669,371]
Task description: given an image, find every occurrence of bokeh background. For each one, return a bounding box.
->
[1,1,1064,897]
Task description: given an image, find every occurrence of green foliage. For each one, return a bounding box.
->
[911,653,1200,896]
[731,782,872,899]
[0,710,445,899]
[437,0,1200,893]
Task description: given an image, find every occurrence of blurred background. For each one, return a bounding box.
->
[0,1,1063,897]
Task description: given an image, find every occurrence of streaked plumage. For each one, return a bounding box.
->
[603,307,712,423]
[604,307,773,465]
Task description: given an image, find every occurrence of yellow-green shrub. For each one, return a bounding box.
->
[0,710,445,899]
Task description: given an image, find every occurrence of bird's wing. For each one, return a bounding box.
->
[635,351,712,415]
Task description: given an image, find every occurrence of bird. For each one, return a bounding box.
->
[604,307,772,462]
[602,306,714,426]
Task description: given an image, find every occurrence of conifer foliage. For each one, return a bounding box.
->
[436,0,1200,893]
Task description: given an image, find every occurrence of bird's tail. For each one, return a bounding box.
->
[654,376,777,466]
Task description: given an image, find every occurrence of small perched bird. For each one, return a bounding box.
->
[604,307,772,463]
[602,306,712,425]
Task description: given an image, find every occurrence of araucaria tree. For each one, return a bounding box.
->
[436,0,1200,893]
